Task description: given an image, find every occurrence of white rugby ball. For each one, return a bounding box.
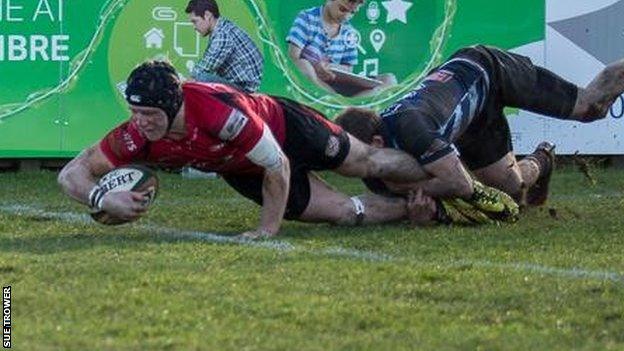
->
[90,165,159,225]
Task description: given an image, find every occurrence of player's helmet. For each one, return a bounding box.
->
[125,61,183,129]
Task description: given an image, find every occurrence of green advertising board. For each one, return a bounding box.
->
[0,0,544,157]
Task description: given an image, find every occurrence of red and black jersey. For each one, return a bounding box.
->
[100,83,288,175]
[99,83,352,219]
[100,82,347,177]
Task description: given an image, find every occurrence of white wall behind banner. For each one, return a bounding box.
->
[509,0,624,155]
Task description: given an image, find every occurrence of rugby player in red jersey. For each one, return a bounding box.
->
[59,61,504,238]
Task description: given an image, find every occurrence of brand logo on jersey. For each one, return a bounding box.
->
[219,109,249,141]
[425,69,454,83]
[325,135,341,157]
[129,95,142,103]
[123,131,138,152]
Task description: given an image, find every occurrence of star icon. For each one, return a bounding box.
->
[382,0,413,24]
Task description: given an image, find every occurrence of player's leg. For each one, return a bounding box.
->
[297,173,429,225]
[298,173,513,226]
[338,135,517,219]
[523,141,555,206]
[467,45,624,122]
[572,59,624,121]
[472,143,555,207]
[471,152,528,204]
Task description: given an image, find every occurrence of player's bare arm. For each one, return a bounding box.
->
[419,153,475,198]
[240,128,291,239]
[336,134,429,182]
[58,145,149,221]
[57,145,114,205]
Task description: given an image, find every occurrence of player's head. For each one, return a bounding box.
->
[125,60,183,140]
[335,107,384,146]
[326,0,365,22]
[186,0,220,36]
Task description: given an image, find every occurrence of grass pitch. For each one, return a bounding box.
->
[0,166,623,350]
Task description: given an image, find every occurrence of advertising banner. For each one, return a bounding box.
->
[0,0,543,157]
[508,0,624,154]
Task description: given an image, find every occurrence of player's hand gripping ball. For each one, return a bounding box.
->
[90,165,159,225]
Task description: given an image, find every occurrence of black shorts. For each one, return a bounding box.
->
[452,45,578,169]
[382,45,579,170]
[223,97,350,219]
[223,169,310,220]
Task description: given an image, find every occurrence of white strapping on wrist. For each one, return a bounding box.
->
[88,186,105,211]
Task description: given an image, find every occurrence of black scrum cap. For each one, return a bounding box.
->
[125,61,183,129]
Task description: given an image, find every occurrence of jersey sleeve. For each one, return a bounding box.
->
[185,86,264,155]
[286,10,311,49]
[99,121,149,167]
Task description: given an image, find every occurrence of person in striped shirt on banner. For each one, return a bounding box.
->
[287,0,396,97]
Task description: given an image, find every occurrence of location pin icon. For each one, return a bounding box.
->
[370,29,386,53]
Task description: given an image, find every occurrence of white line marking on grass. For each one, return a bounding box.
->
[0,204,295,251]
[456,261,624,284]
[1,204,623,285]
[143,225,296,251]
[322,247,393,261]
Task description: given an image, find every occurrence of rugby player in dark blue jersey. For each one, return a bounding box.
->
[336,45,624,207]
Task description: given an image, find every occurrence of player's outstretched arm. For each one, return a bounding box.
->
[336,134,429,182]
[58,145,148,221]
[57,145,114,206]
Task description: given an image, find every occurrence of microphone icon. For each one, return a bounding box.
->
[366,1,380,24]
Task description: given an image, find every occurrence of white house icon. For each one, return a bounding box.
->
[144,28,165,49]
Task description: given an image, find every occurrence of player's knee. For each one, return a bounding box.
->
[603,61,624,82]
[574,99,608,122]
[334,197,366,226]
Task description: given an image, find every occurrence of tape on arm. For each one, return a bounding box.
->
[246,127,284,171]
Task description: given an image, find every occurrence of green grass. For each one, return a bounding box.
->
[1,167,624,350]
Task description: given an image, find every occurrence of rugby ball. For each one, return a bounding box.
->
[90,165,159,225]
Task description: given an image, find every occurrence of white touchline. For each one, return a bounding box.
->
[1,203,623,285]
